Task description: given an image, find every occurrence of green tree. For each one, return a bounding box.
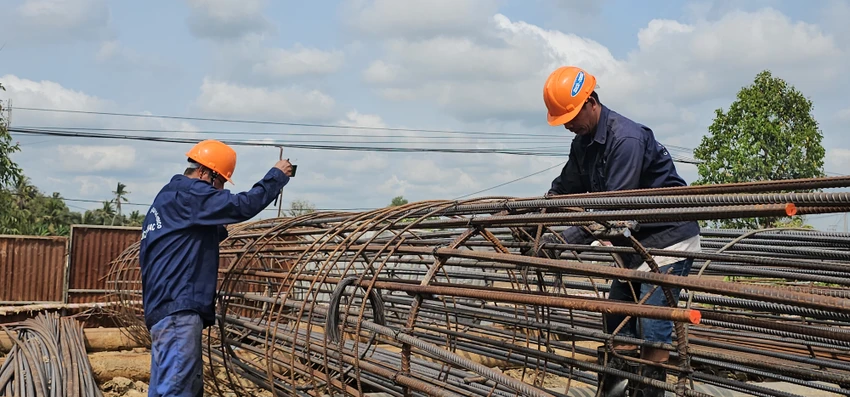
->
[112,182,130,225]
[693,70,825,229]
[0,84,21,189]
[127,210,145,226]
[288,199,317,217]
[389,196,409,207]
[0,84,24,231]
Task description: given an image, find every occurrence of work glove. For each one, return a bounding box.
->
[523,233,566,259]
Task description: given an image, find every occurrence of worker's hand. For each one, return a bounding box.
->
[522,234,565,259]
[275,159,294,177]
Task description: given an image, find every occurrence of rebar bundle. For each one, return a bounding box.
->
[104,176,850,397]
[0,313,104,397]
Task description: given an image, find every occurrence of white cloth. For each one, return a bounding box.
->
[633,234,701,272]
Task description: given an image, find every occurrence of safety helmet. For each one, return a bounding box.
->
[543,66,597,126]
[185,139,237,184]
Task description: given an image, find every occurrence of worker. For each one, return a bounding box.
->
[138,139,294,397]
[528,66,701,397]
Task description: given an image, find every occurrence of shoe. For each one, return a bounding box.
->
[596,346,639,397]
[630,363,668,397]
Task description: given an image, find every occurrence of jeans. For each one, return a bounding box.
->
[149,311,204,397]
[604,258,693,344]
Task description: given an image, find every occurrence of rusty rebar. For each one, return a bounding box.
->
[102,177,850,397]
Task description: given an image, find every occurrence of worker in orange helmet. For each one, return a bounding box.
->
[529,66,702,397]
[139,139,293,396]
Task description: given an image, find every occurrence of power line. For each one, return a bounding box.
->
[10,193,376,213]
[12,106,559,138]
[7,127,704,164]
[8,127,570,157]
[16,125,563,141]
[453,161,566,200]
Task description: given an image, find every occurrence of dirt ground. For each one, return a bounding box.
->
[100,377,149,397]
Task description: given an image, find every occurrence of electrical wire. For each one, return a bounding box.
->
[7,127,703,163]
[453,161,566,199]
[16,125,561,141]
[9,106,579,138]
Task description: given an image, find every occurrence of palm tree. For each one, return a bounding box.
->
[12,176,36,209]
[112,182,130,225]
[40,192,66,228]
[97,201,116,226]
[127,210,144,227]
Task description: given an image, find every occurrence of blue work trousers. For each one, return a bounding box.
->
[148,311,204,397]
[604,258,693,344]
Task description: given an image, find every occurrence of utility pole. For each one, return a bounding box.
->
[277,146,284,218]
[4,99,11,127]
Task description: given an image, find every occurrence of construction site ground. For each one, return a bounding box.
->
[2,335,841,397]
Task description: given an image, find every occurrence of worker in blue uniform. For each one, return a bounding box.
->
[139,139,294,397]
[530,66,702,397]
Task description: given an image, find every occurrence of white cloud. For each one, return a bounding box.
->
[55,144,136,172]
[827,148,850,170]
[202,39,348,85]
[358,6,846,143]
[193,78,336,120]
[0,0,112,45]
[363,60,401,84]
[0,75,206,214]
[338,111,387,129]
[344,0,502,39]
[638,20,694,48]
[0,74,110,126]
[551,0,607,15]
[185,0,273,40]
[251,45,345,79]
[95,40,173,75]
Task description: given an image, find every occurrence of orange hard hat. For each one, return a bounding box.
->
[185,139,237,184]
[543,66,597,126]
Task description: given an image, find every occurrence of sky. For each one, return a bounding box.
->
[1,0,850,230]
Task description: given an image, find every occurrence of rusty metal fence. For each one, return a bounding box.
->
[0,225,140,306]
[0,234,67,304]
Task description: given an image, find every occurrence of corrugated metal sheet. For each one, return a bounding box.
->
[0,235,67,302]
[67,225,140,303]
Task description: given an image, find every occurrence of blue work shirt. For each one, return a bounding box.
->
[139,167,289,330]
[548,104,699,264]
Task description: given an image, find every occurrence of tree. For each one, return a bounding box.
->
[389,196,409,207]
[127,210,145,226]
[288,199,317,217]
[0,84,21,190]
[112,182,130,225]
[693,70,825,229]
[0,87,25,232]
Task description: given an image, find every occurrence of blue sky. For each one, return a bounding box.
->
[2,0,850,230]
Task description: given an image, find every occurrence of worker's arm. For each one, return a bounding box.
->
[558,136,646,245]
[217,225,229,242]
[547,151,583,196]
[189,167,290,226]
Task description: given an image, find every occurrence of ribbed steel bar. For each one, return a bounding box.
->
[102,179,850,397]
[428,192,850,216]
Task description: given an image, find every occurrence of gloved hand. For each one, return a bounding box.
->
[524,233,566,259]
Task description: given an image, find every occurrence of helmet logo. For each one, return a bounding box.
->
[571,71,585,97]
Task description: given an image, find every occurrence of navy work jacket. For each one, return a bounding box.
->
[548,105,699,266]
[139,167,289,330]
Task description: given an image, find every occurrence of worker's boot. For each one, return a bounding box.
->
[630,363,668,397]
[596,346,639,397]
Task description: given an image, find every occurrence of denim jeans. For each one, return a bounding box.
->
[604,258,693,343]
[148,311,204,397]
